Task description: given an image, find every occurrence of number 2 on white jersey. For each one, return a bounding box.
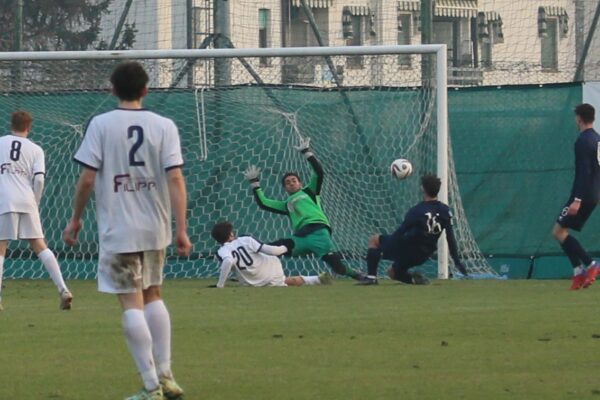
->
[128,126,145,166]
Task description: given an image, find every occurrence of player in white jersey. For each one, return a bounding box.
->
[0,111,72,311]
[62,62,191,400]
[211,222,332,288]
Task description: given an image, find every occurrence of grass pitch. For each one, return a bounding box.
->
[1,279,599,399]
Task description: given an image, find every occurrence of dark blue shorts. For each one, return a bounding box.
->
[381,240,431,277]
[556,198,596,231]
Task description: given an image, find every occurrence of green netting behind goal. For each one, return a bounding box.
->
[0,88,435,279]
[0,51,494,280]
[450,83,594,259]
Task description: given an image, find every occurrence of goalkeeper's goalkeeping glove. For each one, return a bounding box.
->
[243,165,261,188]
[294,136,313,158]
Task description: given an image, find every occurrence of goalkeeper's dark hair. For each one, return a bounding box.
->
[281,172,302,186]
[575,103,595,124]
[110,61,149,101]
[421,175,441,198]
[211,221,234,244]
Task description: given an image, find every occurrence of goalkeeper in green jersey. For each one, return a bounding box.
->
[243,137,365,280]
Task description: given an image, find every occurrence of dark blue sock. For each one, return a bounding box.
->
[367,248,381,276]
[560,240,580,267]
[562,235,592,267]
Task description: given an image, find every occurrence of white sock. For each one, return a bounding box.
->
[302,276,320,285]
[574,265,585,276]
[122,309,159,391]
[144,300,172,378]
[37,249,67,293]
[0,256,4,299]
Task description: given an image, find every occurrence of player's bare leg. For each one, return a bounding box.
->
[29,238,72,308]
[0,240,7,310]
[143,285,184,399]
[285,276,306,286]
[285,275,331,286]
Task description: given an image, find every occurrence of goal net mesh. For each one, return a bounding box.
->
[0,50,496,279]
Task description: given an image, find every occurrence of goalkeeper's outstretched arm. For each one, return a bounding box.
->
[295,137,324,194]
[243,165,289,215]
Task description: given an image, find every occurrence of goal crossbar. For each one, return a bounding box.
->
[0,44,450,278]
[1,44,447,60]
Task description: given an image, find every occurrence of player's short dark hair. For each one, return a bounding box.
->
[281,172,301,186]
[421,175,441,198]
[110,61,149,101]
[211,221,234,244]
[575,103,595,124]
[11,110,32,132]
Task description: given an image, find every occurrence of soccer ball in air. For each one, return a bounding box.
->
[390,158,413,180]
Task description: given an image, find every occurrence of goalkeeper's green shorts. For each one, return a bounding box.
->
[291,227,337,258]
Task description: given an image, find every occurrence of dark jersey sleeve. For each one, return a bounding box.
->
[441,208,468,274]
[306,155,324,195]
[572,136,592,200]
[570,131,600,202]
[252,187,289,215]
[445,224,461,265]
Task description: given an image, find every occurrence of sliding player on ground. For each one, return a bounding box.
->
[360,175,468,285]
[211,221,332,288]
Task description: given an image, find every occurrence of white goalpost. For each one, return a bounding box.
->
[0,44,493,280]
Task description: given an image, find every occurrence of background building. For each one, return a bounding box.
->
[98,0,595,87]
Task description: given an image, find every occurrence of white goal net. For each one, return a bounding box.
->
[0,46,496,280]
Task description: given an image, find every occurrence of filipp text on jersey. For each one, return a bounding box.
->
[113,174,157,193]
[0,163,27,177]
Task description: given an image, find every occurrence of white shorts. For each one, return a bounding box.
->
[266,269,287,287]
[266,277,287,287]
[0,212,44,240]
[97,247,166,294]
[247,265,287,287]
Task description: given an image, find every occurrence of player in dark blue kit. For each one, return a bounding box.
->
[553,103,600,290]
[360,175,467,285]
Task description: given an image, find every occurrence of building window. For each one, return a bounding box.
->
[433,18,472,67]
[397,13,412,67]
[193,6,211,48]
[282,6,329,84]
[346,15,364,68]
[539,6,567,71]
[288,6,329,47]
[258,9,271,66]
[481,39,492,68]
[433,20,455,66]
[343,6,372,69]
[541,18,558,71]
[477,12,502,69]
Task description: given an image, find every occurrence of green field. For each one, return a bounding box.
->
[1,279,600,400]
